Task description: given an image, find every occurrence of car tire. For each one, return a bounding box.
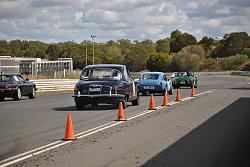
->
[122,96,127,109]
[132,93,140,106]
[168,89,173,95]
[14,87,22,100]
[75,101,85,110]
[28,87,36,99]
[0,96,4,102]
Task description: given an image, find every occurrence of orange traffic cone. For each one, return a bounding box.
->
[162,91,169,106]
[175,89,181,102]
[64,114,76,140]
[191,85,196,97]
[149,94,156,110]
[116,102,126,121]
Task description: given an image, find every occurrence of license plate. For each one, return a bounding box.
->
[144,86,154,89]
[89,87,101,92]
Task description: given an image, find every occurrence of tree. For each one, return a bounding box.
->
[212,32,250,57]
[45,44,61,60]
[170,31,197,53]
[146,53,169,72]
[156,38,170,53]
[199,36,215,48]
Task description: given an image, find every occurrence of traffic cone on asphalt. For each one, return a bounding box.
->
[149,94,156,110]
[64,114,76,140]
[175,89,181,102]
[191,85,196,97]
[116,102,126,121]
[162,91,169,106]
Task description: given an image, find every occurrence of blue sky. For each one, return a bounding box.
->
[0,0,249,43]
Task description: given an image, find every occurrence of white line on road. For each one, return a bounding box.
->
[0,89,214,167]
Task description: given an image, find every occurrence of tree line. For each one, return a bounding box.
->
[0,30,249,72]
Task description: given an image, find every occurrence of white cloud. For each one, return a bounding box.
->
[0,0,249,42]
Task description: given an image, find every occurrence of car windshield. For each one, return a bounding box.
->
[142,74,159,80]
[80,68,122,80]
[0,75,11,83]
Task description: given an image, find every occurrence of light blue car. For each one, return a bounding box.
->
[138,72,173,95]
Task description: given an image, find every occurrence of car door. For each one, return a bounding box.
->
[123,67,136,100]
[163,74,169,91]
[17,75,31,95]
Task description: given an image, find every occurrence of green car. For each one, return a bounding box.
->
[172,72,198,88]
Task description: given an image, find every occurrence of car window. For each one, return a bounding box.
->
[17,75,25,82]
[81,68,122,80]
[123,67,130,80]
[0,75,11,83]
[142,74,159,80]
[13,75,20,82]
[163,74,168,81]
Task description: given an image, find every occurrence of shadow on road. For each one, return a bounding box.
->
[53,104,123,111]
[230,87,250,90]
[142,97,250,167]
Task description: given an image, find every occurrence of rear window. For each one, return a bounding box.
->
[142,74,159,80]
[0,75,11,83]
[81,68,122,80]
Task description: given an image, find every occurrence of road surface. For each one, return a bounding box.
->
[0,74,249,167]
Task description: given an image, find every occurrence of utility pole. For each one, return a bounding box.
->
[91,35,96,65]
[85,40,88,66]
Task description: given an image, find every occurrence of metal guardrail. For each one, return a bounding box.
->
[231,71,250,76]
[31,79,77,92]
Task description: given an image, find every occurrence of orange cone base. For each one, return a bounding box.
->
[116,118,127,121]
[63,137,77,141]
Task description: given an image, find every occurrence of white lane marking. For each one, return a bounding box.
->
[0,141,61,164]
[0,89,213,167]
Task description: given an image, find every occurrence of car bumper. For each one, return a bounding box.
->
[0,88,17,97]
[139,85,165,93]
[72,94,125,105]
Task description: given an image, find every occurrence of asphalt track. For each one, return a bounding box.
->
[0,74,249,167]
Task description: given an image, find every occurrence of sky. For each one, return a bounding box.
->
[0,0,249,43]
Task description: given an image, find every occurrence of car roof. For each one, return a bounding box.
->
[141,72,164,75]
[84,64,126,69]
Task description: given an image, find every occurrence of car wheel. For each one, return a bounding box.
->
[75,101,85,110]
[29,87,36,99]
[132,93,140,106]
[162,89,166,96]
[14,87,22,100]
[168,89,173,95]
[122,96,127,109]
[0,96,4,101]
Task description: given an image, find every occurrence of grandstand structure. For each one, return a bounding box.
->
[0,56,73,76]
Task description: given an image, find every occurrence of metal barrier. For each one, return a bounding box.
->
[31,79,77,92]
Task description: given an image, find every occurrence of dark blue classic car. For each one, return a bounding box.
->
[0,74,37,101]
[72,64,140,109]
